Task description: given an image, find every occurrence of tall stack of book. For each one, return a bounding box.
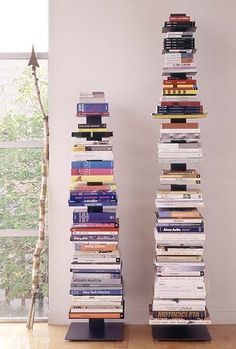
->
[66,92,124,340]
[149,14,211,335]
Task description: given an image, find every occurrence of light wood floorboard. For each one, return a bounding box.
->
[0,324,235,349]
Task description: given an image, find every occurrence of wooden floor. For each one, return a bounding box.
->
[0,324,235,349]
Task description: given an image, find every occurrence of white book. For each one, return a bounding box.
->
[72,231,118,236]
[70,307,123,313]
[160,178,201,185]
[158,158,202,164]
[79,91,106,103]
[72,257,120,264]
[163,67,197,73]
[155,276,204,283]
[72,151,113,161]
[72,295,123,301]
[149,318,211,325]
[160,129,200,134]
[70,263,121,270]
[161,96,198,101]
[72,273,120,279]
[158,153,202,158]
[74,138,111,144]
[156,248,203,256]
[71,301,122,307]
[166,32,194,37]
[72,241,118,245]
[154,292,206,299]
[155,200,204,208]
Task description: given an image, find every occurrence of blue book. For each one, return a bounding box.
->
[77,103,109,113]
[69,200,117,207]
[73,211,116,223]
[158,208,198,218]
[70,190,116,197]
[71,161,114,169]
[70,193,117,200]
[70,289,123,296]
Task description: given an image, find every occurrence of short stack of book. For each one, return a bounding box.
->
[149,14,211,328]
[68,92,124,321]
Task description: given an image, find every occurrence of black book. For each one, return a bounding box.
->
[72,131,113,138]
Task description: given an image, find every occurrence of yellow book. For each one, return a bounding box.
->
[71,175,114,183]
[77,128,107,132]
[163,89,197,95]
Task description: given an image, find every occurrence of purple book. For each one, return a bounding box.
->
[73,211,116,223]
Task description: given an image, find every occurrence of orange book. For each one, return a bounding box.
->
[69,312,124,319]
[79,244,117,252]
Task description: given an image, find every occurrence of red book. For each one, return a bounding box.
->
[161,123,199,129]
[169,16,190,22]
[160,101,201,107]
[164,80,197,85]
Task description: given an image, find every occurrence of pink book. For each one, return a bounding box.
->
[71,168,113,175]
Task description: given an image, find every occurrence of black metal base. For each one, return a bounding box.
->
[65,322,124,341]
[152,325,211,341]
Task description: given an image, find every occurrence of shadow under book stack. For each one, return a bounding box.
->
[149,14,211,341]
[65,92,124,341]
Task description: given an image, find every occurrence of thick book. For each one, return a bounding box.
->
[72,131,113,138]
[73,211,116,223]
[156,223,203,233]
[69,311,124,319]
[77,103,109,114]
[70,289,123,296]
[71,160,113,169]
[71,168,113,175]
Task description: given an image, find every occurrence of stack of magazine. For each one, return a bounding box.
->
[149,14,211,325]
[68,92,124,320]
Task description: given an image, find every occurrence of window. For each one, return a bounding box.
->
[0,1,48,321]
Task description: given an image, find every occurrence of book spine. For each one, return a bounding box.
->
[70,289,123,296]
[77,103,109,113]
[73,212,116,223]
[71,160,114,169]
[69,312,124,319]
[71,168,114,175]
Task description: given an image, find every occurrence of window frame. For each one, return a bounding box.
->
[0,52,48,322]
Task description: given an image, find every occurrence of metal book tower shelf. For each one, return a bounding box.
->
[65,92,124,341]
[149,13,211,341]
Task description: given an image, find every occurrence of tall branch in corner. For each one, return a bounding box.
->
[26,46,49,329]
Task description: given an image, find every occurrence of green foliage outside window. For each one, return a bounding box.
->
[0,64,48,317]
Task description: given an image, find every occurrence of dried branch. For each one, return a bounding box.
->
[26,46,49,330]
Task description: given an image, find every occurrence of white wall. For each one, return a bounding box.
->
[49,0,236,324]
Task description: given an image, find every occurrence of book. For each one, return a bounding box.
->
[77,103,109,114]
[71,160,114,169]
[69,311,124,319]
